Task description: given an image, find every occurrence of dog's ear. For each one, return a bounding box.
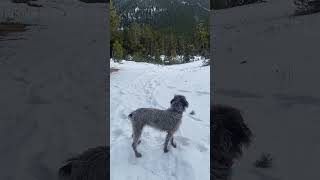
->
[180,95,188,108]
[171,94,178,104]
[184,99,189,108]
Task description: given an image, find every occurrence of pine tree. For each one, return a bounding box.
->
[113,40,124,62]
[110,2,120,39]
[194,22,209,57]
[122,27,130,56]
[153,31,162,64]
[184,44,194,63]
[168,33,177,63]
[110,1,210,65]
[128,22,142,59]
[110,1,121,58]
[176,36,185,56]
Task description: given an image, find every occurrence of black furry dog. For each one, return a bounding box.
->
[58,146,109,180]
[211,104,253,180]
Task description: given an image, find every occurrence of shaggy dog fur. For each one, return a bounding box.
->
[58,146,109,180]
[128,94,189,157]
[211,104,253,180]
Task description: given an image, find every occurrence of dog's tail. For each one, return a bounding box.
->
[128,112,133,119]
[128,110,138,120]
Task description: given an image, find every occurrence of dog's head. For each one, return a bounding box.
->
[170,95,189,112]
[211,104,253,179]
[212,104,252,158]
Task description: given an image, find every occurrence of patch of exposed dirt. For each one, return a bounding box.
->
[79,0,108,3]
[110,68,119,74]
[0,22,30,37]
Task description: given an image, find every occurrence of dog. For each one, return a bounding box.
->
[128,94,189,157]
[211,104,253,180]
[58,146,109,180]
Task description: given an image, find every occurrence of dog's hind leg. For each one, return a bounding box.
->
[164,132,173,153]
[132,124,143,158]
[170,136,177,148]
[131,134,141,144]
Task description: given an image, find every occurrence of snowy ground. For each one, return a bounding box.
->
[110,60,210,180]
[212,0,320,179]
[0,1,107,179]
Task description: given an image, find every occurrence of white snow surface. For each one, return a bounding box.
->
[0,1,107,179]
[213,0,320,179]
[110,60,210,180]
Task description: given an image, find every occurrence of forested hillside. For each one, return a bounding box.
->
[110,0,210,64]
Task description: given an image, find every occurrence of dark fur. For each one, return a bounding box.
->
[129,95,189,157]
[211,104,253,180]
[58,146,109,180]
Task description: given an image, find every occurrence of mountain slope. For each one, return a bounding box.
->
[113,0,209,33]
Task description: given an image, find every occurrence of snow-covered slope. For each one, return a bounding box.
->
[110,61,210,180]
[0,1,107,179]
[212,0,320,179]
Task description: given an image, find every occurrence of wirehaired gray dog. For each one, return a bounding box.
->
[128,94,189,158]
[212,104,253,180]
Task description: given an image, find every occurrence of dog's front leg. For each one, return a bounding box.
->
[170,136,177,148]
[164,132,173,153]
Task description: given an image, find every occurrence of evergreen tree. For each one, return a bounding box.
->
[122,27,130,56]
[110,1,121,58]
[194,22,209,57]
[176,36,185,56]
[110,1,210,65]
[153,31,162,64]
[128,22,142,58]
[113,40,124,61]
[169,33,177,62]
[140,25,153,59]
[184,44,194,63]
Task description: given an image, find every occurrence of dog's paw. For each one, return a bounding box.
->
[171,142,177,148]
[164,148,169,153]
[135,152,142,158]
[137,140,141,144]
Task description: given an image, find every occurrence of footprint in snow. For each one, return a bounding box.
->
[112,129,124,138]
[188,115,203,122]
[120,110,129,119]
[175,136,191,146]
[151,98,158,107]
[196,91,210,96]
[196,143,208,152]
[178,89,191,93]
